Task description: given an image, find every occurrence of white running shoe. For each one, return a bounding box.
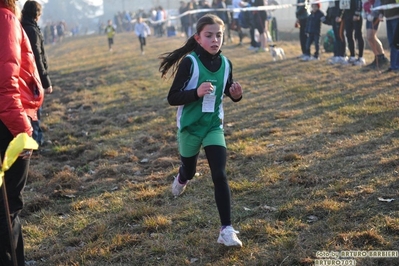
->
[300,55,310,61]
[217,226,243,247]
[171,174,188,197]
[353,57,366,66]
[309,56,320,61]
[339,56,350,65]
[327,56,338,64]
[348,56,357,64]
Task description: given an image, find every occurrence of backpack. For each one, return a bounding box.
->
[323,29,335,53]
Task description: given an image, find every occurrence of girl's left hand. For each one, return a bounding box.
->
[229,82,242,100]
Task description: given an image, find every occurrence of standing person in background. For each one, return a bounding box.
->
[134,16,151,55]
[159,14,243,247]
[302,2,326,61]
[232,0,245,45]
[240,0,260,50]
[56,21,65,43]
[155,6,166,37]
[197,1,212,21]
[179,1,188,37]
[338,0,365,66]
[184,1,196,38]
[363,0,389,69]
[21,0,53,147]
[105,19,116,51]
[0,0,44,265]
[216,0,232,44]
[252,0,268,52]
[378,0,399,72]
[394,15,399,49]
[295,0,309,59]
[325,0,347,64]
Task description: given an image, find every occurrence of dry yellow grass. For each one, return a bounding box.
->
[20,30,399,265]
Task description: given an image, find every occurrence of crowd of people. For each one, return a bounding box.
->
[179,0,275,51]
[295,0,399,72]
[41,21,67,45]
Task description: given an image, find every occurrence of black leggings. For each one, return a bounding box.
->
[345,17,364,58]
[178,145,231,226]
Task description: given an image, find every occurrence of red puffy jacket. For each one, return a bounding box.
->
[0,5,44,137]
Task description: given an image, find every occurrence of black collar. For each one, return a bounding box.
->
[194,45,222,61]
[21,17,37,27]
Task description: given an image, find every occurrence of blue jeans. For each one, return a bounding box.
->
[386,18,399,70]
[31,107,43,146]
[305,33,320,58]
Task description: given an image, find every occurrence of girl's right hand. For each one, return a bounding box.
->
[197,82,214,98]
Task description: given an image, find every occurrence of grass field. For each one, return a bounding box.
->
[21,30,399,266]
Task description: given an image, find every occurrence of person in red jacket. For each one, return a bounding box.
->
[0,0,44,265]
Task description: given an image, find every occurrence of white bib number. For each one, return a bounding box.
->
[202,85,216,113]
[340,0,350,10]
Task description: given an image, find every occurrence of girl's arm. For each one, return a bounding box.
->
[224,60,242,102]
[167,57,199,106]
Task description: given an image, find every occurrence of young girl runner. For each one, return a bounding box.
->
[159,14,243,247]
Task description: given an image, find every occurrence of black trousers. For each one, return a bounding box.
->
[344,17,364,58]
[0,121,29,266]
[299,18,308,55]
[138,36,146,52]
[178,145,232,226]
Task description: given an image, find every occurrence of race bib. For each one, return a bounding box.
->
[202,85,216,113]
[340,0,351,9]
[202,95,216,112]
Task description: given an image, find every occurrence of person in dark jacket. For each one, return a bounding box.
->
[378,0,399,71]
[295,0,309,58]
[325,1,347,64]
[216,0,232,44]
[21,0,53,147]
[337,0,365,65]
[302,3,326,61]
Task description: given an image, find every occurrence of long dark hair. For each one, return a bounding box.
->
[22,0,42,21]
[159,14,224,78]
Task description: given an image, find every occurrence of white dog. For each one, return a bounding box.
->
[269,44,286,61]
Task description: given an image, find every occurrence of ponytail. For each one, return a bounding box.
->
[159,35,198,78]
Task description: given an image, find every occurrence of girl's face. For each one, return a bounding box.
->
[195,23,223,55]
